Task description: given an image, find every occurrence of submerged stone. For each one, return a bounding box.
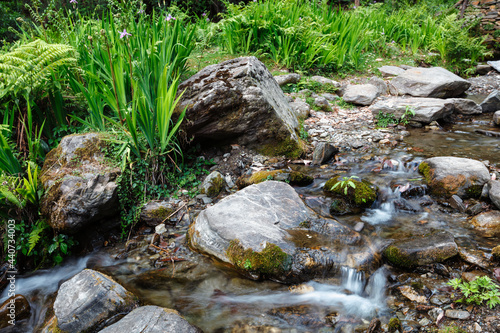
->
[383,230,458,268]
[470,210,500,237]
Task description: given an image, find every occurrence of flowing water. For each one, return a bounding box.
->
[3,109,500,332]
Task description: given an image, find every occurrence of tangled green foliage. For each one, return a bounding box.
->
[448,276,500,309]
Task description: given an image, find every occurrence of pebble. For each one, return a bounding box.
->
[445,309,470,320]
[428,307,444,321]
[154,224,166,234]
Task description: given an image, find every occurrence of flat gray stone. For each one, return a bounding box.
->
[370,97,453,124]
[391,67,470,98]
[378,65,406,77]
[447,98,482,115]
[445,309,470,320]
[343,84,380,106]
[487,60,500,73]
[274,73,301,87]
[310,76,340,88]
[98,306,201,333]
[53,269,138,333]
[480,90,500,113]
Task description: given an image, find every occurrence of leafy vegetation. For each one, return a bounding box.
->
[448,276,500,309]
[375,106,415,128]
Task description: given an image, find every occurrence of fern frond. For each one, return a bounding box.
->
[0,40,77,96]
[28,220,48,255]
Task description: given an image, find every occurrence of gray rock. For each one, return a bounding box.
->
[370,97,454,124]
[458,247,490,268]
[310,76,340,88]
[321,93,338,101]
[450,195,466,212]
[98,306,201,333]
[53,269,138,333]
[312,142,338,165]
[488,180,500,209]
[383,230,458,268]
[445,309,470,320]
[494,111,500,126]
[189,181,378,283]
[476,64,492,75]
[314,96,332,111]
[480,90,500,113]
[140,201,174,227]
[378,65,406,77]
[419,157,490,198]
[428,307,444,321]
[200,171,226,197]
[175,57,299,149]
[342,84,380,106]
[391,67,470,98]
[274,73,301,86]
[487,60,500,73]
[368,76,388,95]
[290,98,311,119]
[447,98,482,115]
[40,133,120,234]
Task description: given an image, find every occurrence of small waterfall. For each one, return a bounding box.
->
[361,186,399,225]
[341,266,364,295]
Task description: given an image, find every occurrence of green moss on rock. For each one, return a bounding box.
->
[226,239,292,277]
[323,176,377,208]
[258,137,303,159]
[236,170,313,189]
[384,245,415,268]
[388,317,402,333]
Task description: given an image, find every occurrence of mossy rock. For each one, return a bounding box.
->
[418,157,490,198]
[258,137,304,159]
[200,171,226,197]
[323,175,377,208]
[226,239,292,278]
[492,245,500,261]
[236,170,313,189]
[388,317,402,333]
[140,201,174,227]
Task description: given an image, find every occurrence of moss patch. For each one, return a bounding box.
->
[226,239,292,277]
[324,176,377,208]
[388,317,402,333]
[236,169,313,189]
[202,174,226,197]
[146,206,173,220]
[258,137,303,159]
[384,245,415,268]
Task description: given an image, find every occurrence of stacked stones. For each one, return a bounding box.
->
[464,0,500,52]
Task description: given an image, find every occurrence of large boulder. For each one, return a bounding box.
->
[188,181,379,283]
[47,269,138,333]
[40,133,120,234]
[480,90,500,113]
[342,84,380,106]
[418,157,490,198]
[98,306,201,333]
[384,231,458,268]
[370,97,454,124]
[176,57,300,156]
[391,67,470,98]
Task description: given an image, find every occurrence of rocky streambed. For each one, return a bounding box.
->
[2,58,500,333]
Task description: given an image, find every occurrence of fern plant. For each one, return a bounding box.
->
[27,220,48,255]
[0,39,77,98]
[448,277,500,309]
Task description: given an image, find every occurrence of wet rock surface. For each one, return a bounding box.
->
[470,210,500,237]
[0,295,31,329]
[188,181,378,283]
[383,231,458,268]
[50,269,138,333]
[480,90,500,113]
[98,306,202,333]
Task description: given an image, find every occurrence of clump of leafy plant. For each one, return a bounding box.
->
[376,106,415,128]
[331,175,359,195]
[447,276,500,309]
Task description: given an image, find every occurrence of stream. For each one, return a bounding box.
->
[2,110,499,332]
